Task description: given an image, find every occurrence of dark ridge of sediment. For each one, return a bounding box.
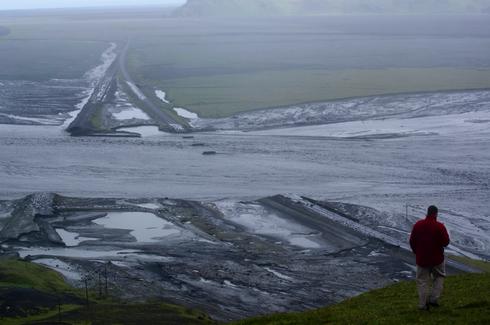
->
[0,193,62,244]
[66,64,118,136]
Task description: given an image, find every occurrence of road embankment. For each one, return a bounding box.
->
[66,41,187,136]
[66,59,119,136]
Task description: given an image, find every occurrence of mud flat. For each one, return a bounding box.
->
[0,79,88,126]
[190,90,490,132]
[0,193,483,321]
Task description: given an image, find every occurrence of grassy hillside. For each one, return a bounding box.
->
[176,0,490,16]
[235,271,490,324]
[1,257,489,324]
[0,259,77,293]
[0,258,215,325]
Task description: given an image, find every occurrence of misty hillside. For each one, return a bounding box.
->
[175,0,490,16]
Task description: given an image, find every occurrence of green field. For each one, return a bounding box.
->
[125,15,490,118]
[142,67,490,118]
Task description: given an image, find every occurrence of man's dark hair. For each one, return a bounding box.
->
[428,205,438,216]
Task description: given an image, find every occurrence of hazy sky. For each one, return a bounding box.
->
[0,0,186,10]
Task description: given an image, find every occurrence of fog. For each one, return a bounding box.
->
[0,0,489,322]
[0,0,185,10]
[2,0,489,14]
[177,0,490,16]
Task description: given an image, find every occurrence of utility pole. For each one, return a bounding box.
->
[58,295,62,323]
[98,271,102,299]
[104,263,108,297]
[84,277,89,307]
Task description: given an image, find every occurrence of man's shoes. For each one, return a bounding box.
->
[428,301,440,308]
[419,304,430,311]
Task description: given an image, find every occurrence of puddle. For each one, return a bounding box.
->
[93,212,181,242]
[112,106,150,121]
[174,107,199,120]
[155,90,170,103]
[55,228,97,246]
[33,258,82,281]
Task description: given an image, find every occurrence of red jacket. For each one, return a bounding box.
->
[409,214,450,267]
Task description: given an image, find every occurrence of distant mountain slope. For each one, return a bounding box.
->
[175,0,490,16]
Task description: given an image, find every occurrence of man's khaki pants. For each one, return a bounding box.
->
[416,261,446,308]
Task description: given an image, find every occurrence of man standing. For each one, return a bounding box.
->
[409,205,450,310]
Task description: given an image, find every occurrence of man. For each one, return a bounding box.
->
[409,205,450,310]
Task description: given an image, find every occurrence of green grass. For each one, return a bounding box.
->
[0,258,214,324]
[89,103,104,130]
[448,255,490,273]
[40,303,216,325]
[2,257,490,324]
[1,305,81,325]
[235,272,490,325]
[0,258,77,293]
[145,67,490,118]
[0,258,85,324]
[1,303,214,325]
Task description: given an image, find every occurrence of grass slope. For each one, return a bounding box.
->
[235,272,490,324]
[1,258,489,324]
[0,258,215,325]
[0,259,76,293]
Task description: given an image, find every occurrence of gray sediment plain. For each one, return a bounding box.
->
[0,193,482,321]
